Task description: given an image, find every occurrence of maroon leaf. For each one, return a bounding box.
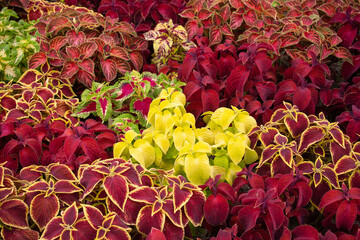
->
[238,206,261,232]
[204,194,229,226]
[201,89,219,112]
[83,205,104,229]
[104,175,129,211]
[184,190,205,227]
[336,200,357,230]
[41,217,63,240]
[146,228,166,240]
[136,205,165,235]
[298,127,325,153]
[319,189,344,209]
[292,225,319,240]
[1,228,39,240]
[30,193,60,230]
[130,51,143,71]
[28,52,47,69]
[293,87,311,111]
[226,65,250,97]
[0,199,28,229]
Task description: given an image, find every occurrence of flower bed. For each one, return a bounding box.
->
[0,0,360,239]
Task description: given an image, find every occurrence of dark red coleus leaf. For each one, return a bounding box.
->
[204,194,229,226]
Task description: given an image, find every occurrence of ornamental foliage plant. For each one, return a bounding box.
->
[24,0,147,88]
[113,88,258,185]
[0,7,39,81]
[73,70,185,134]
[0,158,206,240]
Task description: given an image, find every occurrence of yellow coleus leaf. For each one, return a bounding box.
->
[233,110,257,134]
[185,153,210,185]
[209,107,236,130]
[227,133,249,165]
[154,36,173,56]
[113,130,139,158]
[154,110,174,134]
[173,126,195,151]
[210,166,226,182]
[225,163,243,185]
[129,139,155,168]
[193,141,212,153]
[113,142,129,158]
[244,148,258,165]
[153,133,170,154]
[196,128,214,145]
[213,133,229,148]
[170,91,186,107]
[173,25,187,41]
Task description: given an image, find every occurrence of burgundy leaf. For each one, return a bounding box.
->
[30,193,60,230]
[0,199,28,229]
[104,175,129,211]
[336,200,357,230]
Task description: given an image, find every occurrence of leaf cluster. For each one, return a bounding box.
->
[114,88,258,185]
[0,7,39,81]
[73,70,185,134]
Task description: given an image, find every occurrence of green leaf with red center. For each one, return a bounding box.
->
[334,47,353,64]
[103,175,129,211]
[132,97,152,117]
[100,58,117,82]
[30,193,60,230]
[284,112,309,137]
[1,228,39,240]
[136,205,165,235]
[184,190,205,227]
[96,96,112,121]
[0,199,28,229]
[298,126,325,153]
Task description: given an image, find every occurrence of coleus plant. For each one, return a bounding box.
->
[96,0,188,34]
[0,61,78,125]
[144,19,196,74]
[0,7,39,81]
[180,0,352,63]
[113,88,258,185]
[25,0,147,88]
[77,158,206,239]
[73,70,185,134]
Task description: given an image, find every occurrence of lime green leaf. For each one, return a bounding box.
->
[214,155,229,171]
